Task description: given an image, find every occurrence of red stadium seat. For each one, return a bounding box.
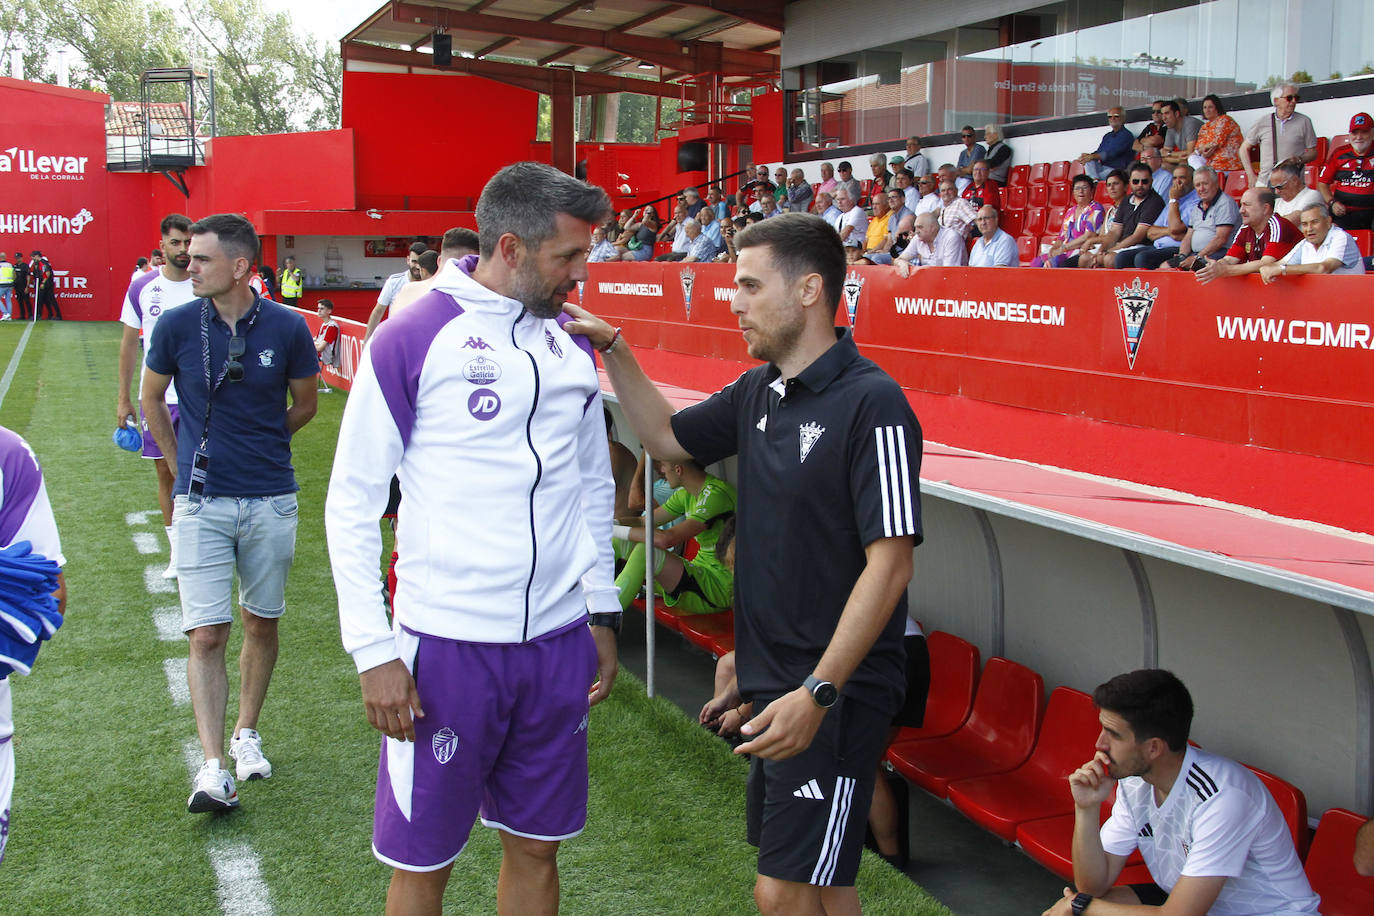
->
[710,631,734,656]
[1304,807,1374,916]
[1348,229,1372,257]
[1023,206,1047,238]
[1244,762,1309,859]
[885,657,1045,798]
[1015,792,1153,887]
[1008,165,1031,187]
[947,687,1102,840]
[1067,160,1086,179]
[1315,136,1332,164]
[1046,207,1065,235]
[1004,185,1028,210]
[677,610,733,657]
[1029,162,1050,185]
[1094,181,1113,206]
[1048,181,1070,208]
[1222,169,1247,199]
[1304,164,1319,189]
[1048,160,1071,183]
[654,603,696,632]
[1016,234,1038,264]
[1028,183,1048,208]
[1001,208,1025,238]
[896,631,979,741]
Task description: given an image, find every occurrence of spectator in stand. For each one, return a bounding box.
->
[1082,162,1166,269]
[1269,161,1324,225]
[816,191,839,225]
[1068,170,1129,268]
[1144,164,1200,256]
[718,216,747,263]
[893,168,920,213]
[843,237,866,264]
[756,193,781,220]
[1196,188,1303,285]
[698,207,723,251]
[835,162,863,208]
[885,188,914,235]
[913,175,941,216]
[1261,203,1367,280]
[748,181,777,214]
[865,153,891,206]
[679,219,721,264]
[773,169,789,204]
[587,227,619,262]
[895,212,967,276]
[861,190,896,265]
[618,207,659,261]
[962,161,1002,211]
[1319,112,1374,231]
[1129,166,1238,270]
[817,161,838,195]
[785,168,814,213]
[829,188,868,245]
[656,202,693,261]
[937,178,978,239]
[1189,94,1243,173]
[1040,669,1320,916]
[982,124,1013,185]
[1142,147,1173,199]
[956,125,986,179]
[1032,175,1105,268]
[904,136,931,177]
[1133,100,1167,153]
[1240,82,1318,189]
[678,187,702,218]
[1160,99,1202,168]
[1079,107,1136,180]
[969,207,1017,267]
[707,187,730,222]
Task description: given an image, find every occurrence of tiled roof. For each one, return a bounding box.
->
[105,101,193,137]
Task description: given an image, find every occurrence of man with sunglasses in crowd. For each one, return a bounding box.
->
[1083,162,1166,269]
[1240,83,1318,189]
[142,213,319,815]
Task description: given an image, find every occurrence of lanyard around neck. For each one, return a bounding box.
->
[198,296,261,452]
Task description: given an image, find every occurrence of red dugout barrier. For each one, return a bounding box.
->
[292,307,366,391]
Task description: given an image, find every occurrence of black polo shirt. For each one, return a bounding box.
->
[671,329,923,715]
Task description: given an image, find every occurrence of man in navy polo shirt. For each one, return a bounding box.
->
[143,212,318,814]
[568,212,922,916]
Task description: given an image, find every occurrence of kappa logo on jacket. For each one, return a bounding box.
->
[463,336,494,350]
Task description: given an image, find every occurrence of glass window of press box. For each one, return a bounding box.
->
[786,0,1374,153]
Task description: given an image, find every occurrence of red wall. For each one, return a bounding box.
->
[206,130,355,213]
[342,71,538,208]
[751,90,783,164]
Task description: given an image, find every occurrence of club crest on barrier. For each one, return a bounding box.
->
[679,267,695,320]
[1115,277,1159,368]
[842,270,865,326]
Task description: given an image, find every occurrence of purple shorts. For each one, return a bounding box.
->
[139,403,180,460]
[372,618,599,872]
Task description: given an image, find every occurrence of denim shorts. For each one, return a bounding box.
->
[173,493,299,630]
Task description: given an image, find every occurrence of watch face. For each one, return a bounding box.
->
[813,681,839,707]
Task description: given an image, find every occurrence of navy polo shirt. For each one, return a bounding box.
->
[145,296,317,497]
[670,329,923,715]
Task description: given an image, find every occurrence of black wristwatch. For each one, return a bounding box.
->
[589,613,622,634]
[1071,892,1093,916]
[802,674,838,708]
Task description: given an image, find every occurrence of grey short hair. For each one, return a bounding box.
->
[683,187,700,198]
[1301,201,1332,219]
[683,219,700,231]
[1271,82,1299,101]
[984,123,1001,141]
[1270,161,1302,182]
[475,161,611,258]
[1193,165,1217,182]
[869,153,887,166]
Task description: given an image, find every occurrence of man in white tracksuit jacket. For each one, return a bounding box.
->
[326,162,620,916]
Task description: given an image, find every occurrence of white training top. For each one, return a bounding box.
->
[120,269,196,405]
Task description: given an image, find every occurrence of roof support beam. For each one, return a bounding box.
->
[537,3,685,68]
[342,41,688,98]
[387,1,776,76]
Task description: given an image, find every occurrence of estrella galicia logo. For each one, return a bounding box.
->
[1114,277,1159,369]
[468,388,501,421]
[432,727,460,764]
[462,357,501,385]
[545,328,563,358]
[463,336,494,350]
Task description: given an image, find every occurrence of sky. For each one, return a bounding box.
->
[157,0,383,45]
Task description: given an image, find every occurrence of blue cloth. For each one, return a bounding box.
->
[144,296,318,498]
[0,540,63,677]
[1095,127,1136,171]
[113,425,142,452]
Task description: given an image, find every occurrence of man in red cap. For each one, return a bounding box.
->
[1318,112,1374,231]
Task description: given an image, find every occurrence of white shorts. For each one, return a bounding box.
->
[1,678,13,864]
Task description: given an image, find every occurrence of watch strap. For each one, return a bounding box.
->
[1071,892,1093,916]
[589,613,622,634]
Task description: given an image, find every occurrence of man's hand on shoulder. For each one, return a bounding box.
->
[1069,751,1117,809]
[561,303,618,352]
[360,658,424,742]
[735,687,827,760]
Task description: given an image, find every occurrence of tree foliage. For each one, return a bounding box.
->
[1,0,341,136]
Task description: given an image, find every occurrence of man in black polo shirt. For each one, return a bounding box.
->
[567,212,922,915]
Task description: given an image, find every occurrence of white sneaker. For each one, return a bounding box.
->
[162,524,177,579]
[188,759,239,812]
[230,728,272,781]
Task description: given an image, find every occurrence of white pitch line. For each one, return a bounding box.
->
[125,509,160,527]
[132,532,162,555]
[179,739,276,915]
[144,565,176,594]
[153,606,184,641]
[0,321,34,412]
[163,658,190,707]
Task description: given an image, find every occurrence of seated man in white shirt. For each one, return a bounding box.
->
[913,175,941,216]
[817,191,840,226]
[829,188,868,246]
[1042,669,1319,916]
[968,206,1017,267]
[1261,202,1367,281]
[894,213,968,277]
[1268,162,1323,226]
